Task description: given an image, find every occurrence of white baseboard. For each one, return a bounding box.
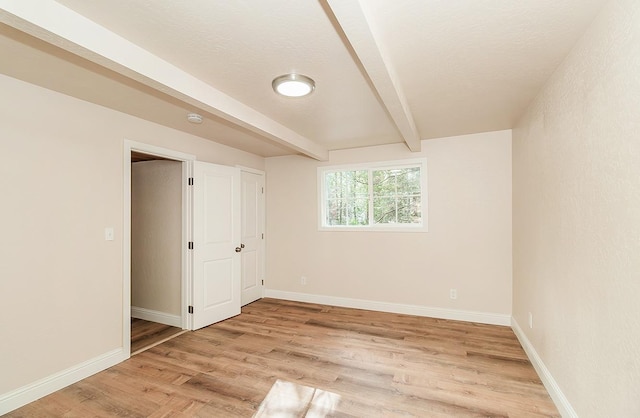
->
[0,348,127,415]
[131,306,182,327]
[264,289,511,326]
[511,318,577,418]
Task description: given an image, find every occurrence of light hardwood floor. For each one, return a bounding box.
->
[131,318,185,355]
[7,299,559,417]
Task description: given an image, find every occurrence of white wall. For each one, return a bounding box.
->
[0,73,263,398]
[131,160,182,318]
[512,0,640,416]
[265,130,512,320]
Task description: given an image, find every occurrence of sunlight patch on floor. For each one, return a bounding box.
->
[253,379,342,417]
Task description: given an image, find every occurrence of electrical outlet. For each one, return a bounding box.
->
[449,288,457,300]
[301,276,307,285]
[528,312,533,329]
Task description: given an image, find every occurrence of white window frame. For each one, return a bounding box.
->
[318,158,428,232]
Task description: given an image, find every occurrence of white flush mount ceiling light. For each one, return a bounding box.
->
[272,73,315,97]
[187,113,203,124]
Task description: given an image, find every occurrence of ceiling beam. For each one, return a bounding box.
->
[0,0,329,161]
[324,0,421,152]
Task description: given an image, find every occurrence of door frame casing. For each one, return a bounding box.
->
[238,166,266,304]
[123,140,195,357]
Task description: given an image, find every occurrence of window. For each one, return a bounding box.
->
[318,159,427,231]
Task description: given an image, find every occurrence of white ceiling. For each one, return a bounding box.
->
[0,0,608,159]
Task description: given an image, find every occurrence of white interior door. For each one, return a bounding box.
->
[240,169,265,306]
[192,161,241,330]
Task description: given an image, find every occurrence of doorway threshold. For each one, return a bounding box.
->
[131,318,188,356]
[132,329,187,356]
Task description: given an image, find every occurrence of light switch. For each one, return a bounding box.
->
[105,227,114,241]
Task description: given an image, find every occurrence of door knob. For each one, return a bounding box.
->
[241,243,245,248]
[235,247,242,252]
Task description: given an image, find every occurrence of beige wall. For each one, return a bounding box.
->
[0,73,263,395]
[131,160,182,317]
[265,130,512,315]
[512,1,640,416]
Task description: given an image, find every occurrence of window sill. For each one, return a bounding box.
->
[318,225,428,233]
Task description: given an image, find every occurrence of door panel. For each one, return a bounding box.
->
[241,170,265,306]
[204,175,231,242]
[242,250,258,293]
[204,260,232,306]
[192,161,240,330]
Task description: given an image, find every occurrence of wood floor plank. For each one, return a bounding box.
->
[131,319,184,354]
[6,299,559,417]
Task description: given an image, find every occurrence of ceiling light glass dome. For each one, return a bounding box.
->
[272,74,315,97]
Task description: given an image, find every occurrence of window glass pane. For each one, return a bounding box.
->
[350,198,369,225]
[397,196,422,224]
[372,170,396,197]
[326,198,369,226]
[395,167,421,195]
[373,196,397,224]
[325,170,368,199]
[324,171,340,199]
[372,166,421,224]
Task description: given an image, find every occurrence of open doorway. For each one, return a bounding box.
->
[130,151,185,354]
[123,141,259,354]
[123,141,195,357]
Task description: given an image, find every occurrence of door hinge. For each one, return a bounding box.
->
[188,306,194,314]
[262,233,264,239]
[261,187,264,194]
[188,241,194,250]
[188,177,194,186]
[261,280,264,285]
